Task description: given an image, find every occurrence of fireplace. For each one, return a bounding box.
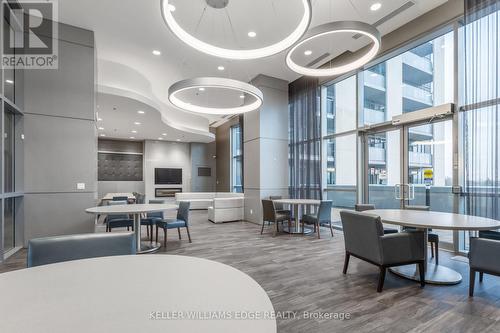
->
[155,188,182,198]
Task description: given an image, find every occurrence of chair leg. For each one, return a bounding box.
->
[164,229,167,248]
[316,222,321,239]
[435,241,439,266]
[260,221,265,235]
[155,226,159,243]
[150,225,154,242]
[469,269,476,297]
[430,242,434,258]
[146,225,149,237]
[479,271,484,283]
[186,226,192,243]
[329,222,334,237]
[377,266,386,292]
[177,228,182,240]
[418,261,425,288]
[343,252,350,274]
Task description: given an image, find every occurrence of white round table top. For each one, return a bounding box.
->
[0,255,276,333]
[369,209,500,231]
[86,203,178,215]
[273,199,321,205]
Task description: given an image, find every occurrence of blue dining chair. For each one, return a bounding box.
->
[27,232,136,267]
[141,200,165,241]
[106,200,134,232]
[301,200,333,239]
[156,201,191,249]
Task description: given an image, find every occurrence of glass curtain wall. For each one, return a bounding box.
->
[230,125,243,193]
[459,0,500,250]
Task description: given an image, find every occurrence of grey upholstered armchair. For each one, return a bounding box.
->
[27,232,136,267]
[469,237,500,296]
[340,210,426,292]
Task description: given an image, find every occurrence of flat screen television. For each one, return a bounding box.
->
[155,168,182,185]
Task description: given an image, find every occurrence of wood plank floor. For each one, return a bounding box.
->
[2,210,500,332]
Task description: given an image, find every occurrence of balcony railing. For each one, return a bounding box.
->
[409,151,432,167]
[364,108,386,124]
[402,52,433,74]
[368,147,386,164]
[402,84,433,105]
[364,72,386,91]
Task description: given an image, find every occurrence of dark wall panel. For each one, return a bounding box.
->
[98,153,143,181]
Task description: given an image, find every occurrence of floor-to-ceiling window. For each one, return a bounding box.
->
[230,125,243,193]
[320,26,458,248]
[322,75,357,209]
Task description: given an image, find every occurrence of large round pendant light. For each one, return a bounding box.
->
[160,0,312,60]
[168,77,263,115]
[286,21,381,77]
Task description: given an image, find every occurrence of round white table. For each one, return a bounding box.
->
[0,255,276,333]
[370,209,500,285]
[86,204,178,254]
[273,199,321,234]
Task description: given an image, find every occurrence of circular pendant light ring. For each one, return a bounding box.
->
[168,77,263,115]
[286,21,381,77]
[161,0,312,60]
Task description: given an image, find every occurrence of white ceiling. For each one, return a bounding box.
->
[56,0,448,142]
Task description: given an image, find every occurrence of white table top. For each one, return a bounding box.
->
[86,203,178,215]
[0,255,276,333]
[369,209,500,231]
[101,193,136,200]
[273,199,321,205]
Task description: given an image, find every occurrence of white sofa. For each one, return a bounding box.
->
[208,197,244,223]
[175,192,243,210]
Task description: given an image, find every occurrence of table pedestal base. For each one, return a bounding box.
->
[283,225,314,235]
[389,263,462,285]
[138,241,161,254]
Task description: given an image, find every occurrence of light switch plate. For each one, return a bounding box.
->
[77,183,86,190]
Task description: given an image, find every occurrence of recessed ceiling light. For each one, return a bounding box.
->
[162,133,167,136]
[5,79,13,84]
[304,50,312,56]
[217,66,225,71]
[158,137,163,140]
[152,50,161,56]
[137,110,145,114]
[97,118,103,121]
[176,139,181,142]
[168,4,175,12]
[198,87,205,91]
[98,127,104,130]
[131,130,137,133]
[239,95,245,99]
[247,31,257,38]
[370,3,382,11]
[100,134,106,137]
[130,137,135,139]
[134,122,141,125]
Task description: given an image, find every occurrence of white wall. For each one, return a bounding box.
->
[144,140,191,202]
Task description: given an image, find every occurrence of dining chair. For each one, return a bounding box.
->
[261,199,291,237]
[141,199,165,241]
[105,200,134,232]
[155,201,192,249]
[340,210,425,292]
[112,196,129,201]
[354,204,399,234]
[469,237,500,296]
[301,200,333,239]
[269,196,292,219]
[405,205,439,265]
[27,232,136,267]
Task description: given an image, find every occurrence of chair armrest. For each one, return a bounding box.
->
[379,231,425,265]
[470,237,500,272]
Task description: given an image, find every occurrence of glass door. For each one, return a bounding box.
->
[367,129,403,209]
[404,120,455,248]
